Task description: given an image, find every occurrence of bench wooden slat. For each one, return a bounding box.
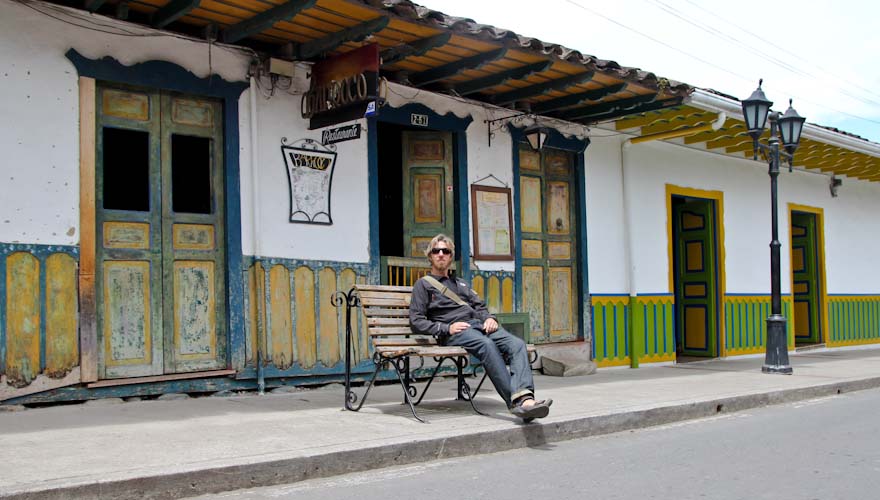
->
[359,297,411,307]
[360,308,410,317]
[355,284,413,293]
[367,317,410,326]
[368,327,417,336]
[358,290,413,300]
[373,337,438,346]
[375,346,468,357]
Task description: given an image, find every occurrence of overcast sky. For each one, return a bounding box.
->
[427,0,880,142]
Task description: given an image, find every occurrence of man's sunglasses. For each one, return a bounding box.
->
[430,248,453,255]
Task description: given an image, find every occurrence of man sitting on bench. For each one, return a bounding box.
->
[409,233,552,421]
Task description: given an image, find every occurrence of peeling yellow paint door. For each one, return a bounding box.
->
[518,145,578,343]
[95,85,226,379]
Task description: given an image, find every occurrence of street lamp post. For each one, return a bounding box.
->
[741,80,806,375]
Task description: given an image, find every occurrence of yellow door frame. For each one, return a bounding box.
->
[666,184,727,357]
[787,203,829,345]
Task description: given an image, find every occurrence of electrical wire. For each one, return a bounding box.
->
[681,0,880,104]
[559,0,880,130]
[646,0,880,109]
[13,0,257,58]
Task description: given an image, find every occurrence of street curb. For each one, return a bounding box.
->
[6,376,880,499]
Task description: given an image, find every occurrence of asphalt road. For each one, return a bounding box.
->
[194,388,880,500]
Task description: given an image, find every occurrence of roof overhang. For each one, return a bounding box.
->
[613,88,880,183]
[45,0,692,123]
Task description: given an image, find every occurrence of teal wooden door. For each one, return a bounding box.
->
[96,85,226,379]
[401,131,454,257]
[519,145,578,343]
[96,85,163,378]
[791,212,821,344]
[673,198,718,357]
[159,93,227,373]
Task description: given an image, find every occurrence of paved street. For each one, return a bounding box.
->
[196,388,880,500]
[4,348,880,499]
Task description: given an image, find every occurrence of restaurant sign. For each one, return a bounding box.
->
[302,44,379,129]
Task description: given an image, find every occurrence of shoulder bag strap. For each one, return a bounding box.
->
[421,275,470,308]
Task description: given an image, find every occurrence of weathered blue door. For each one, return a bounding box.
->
[96,85,227,378]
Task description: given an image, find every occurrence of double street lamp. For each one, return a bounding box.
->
[741,79,806,375]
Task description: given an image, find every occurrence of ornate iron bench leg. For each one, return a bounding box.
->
[470,368,489,399]
[345,355,384,411]
[455,357,487,416]
[414,356,451,405]
[391,357,426,423]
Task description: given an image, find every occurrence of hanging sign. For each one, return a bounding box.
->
[281,138,338,225]
[322,123,361,145]
[302,44,379,129]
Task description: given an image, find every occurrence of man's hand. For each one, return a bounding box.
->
[483,317,498,333]
[449,321,471,335]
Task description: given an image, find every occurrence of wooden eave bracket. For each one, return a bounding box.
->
[380,32,451,66]
[221,0,317,44]
[408,48,508,87]
[291,16,389,60]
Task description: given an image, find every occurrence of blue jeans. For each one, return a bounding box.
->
[442,319,534,408]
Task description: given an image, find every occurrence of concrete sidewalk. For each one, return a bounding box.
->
[3,347,880,499]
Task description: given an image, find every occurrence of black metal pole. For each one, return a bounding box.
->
[763,113,793,374]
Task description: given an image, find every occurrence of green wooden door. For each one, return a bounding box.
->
[791,212,821,344]
[401,131,454,257]
[96,85,226,379]
[673,198,718,357]
[519,146,578,343]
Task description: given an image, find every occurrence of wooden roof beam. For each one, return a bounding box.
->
[408,48,507,87]
[726,141,759,154]
[683,123,745,144]
[640,112,720,136]
[452,61,552,96]
[615,109,671,131]
[221,0,317,44]
[858,171,880,182]
[837,165,875,178]
[531,83,627,114]
[707,134,751,150]
[555,93,658,121]
[488,72,595,106]
[798,154,851,170]
[152,0,201,28]
[380,33,451,66]
[571,98,682,124]
[615,106,703,131]
[291,16,389,59]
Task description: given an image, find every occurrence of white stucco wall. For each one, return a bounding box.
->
[0,0,250,246]
[585,128,880,296]
[240,84,371,262]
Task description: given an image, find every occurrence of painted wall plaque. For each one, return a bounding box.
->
[471,185,514,260]
[281,138,337,225]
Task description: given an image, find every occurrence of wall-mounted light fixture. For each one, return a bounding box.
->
[830,175,843,197]
[523,125,549,151]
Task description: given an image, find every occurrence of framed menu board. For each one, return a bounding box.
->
[471,184,514,260]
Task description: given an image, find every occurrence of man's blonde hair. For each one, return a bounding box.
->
[425,234,455,258]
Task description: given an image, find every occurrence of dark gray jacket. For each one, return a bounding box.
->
[409,273,495,340]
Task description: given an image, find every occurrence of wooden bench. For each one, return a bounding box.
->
[335,283,536,422]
